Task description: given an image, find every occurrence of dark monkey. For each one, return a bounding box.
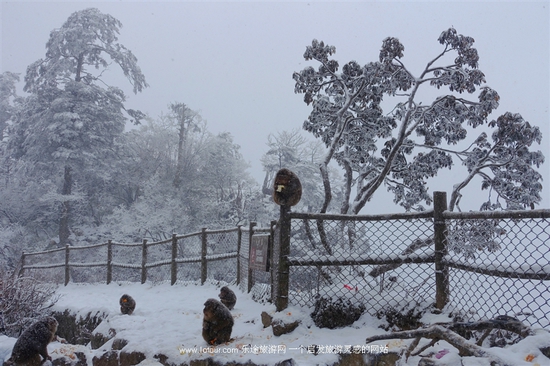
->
[272,168,302,207]
[8,316,58,366]
[202,298,234,345]
[120,294,136,315]
[218,286,237,310]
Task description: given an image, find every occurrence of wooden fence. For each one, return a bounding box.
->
[20,223,271,290]
[18,190,550,326]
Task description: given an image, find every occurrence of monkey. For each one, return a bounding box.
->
[218,286,237,310]
[202,298,234,345]
[272,168,302,207]
[120,294,136,315]
[8,316,58,366]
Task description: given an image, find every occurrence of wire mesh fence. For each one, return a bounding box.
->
[273,192,550,329]
[444,214,550,328]
[284,213,436,318]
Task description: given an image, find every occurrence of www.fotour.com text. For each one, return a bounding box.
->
[178,344,389,355]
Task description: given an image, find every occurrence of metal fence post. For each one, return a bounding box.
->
[236,225,242,285]
[276,205,291,311]
[141,239,148,284]
[107,240,112,284]
[248,222,257,293]
[64,244,70,286]
[434,191,449,310]
[201,228,207,285]
[171,234,178,285]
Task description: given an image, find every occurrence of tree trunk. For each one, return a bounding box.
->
[173,104,191,188]
[173,123,185,188]
[59,165,72,246]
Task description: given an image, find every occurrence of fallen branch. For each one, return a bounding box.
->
[365,316,534,366]
[443,315,533,340]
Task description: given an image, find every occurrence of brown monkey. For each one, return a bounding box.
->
[272,168,302,207]
[120,294,136,315]
[202,298,234,345]
[8,316,58,366]
[218,286,237,310]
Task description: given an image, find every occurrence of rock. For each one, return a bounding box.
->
[152,354,168,365]
[272,319,300,336]
[119,351,146,366]
[311,296,365,329]
[92,350,118,366]
[91,328,117,350]
[112,338,128,351]
[53,310,107,345]
[274,359,296,366]
[52,351,87,366]
[364,352,401,366]
[335,353,367,366]
[261,311,273,328]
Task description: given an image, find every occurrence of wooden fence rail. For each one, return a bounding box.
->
[20,226,252,286]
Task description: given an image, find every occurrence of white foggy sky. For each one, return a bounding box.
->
[1,1,549,211]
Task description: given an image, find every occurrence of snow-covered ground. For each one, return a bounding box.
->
[1,281,549,366]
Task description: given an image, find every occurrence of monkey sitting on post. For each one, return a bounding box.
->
[8,316,58,366]
[120,294,136,315]
[202,298,234,345]
[218,286,237,310]
[272,168,302,207]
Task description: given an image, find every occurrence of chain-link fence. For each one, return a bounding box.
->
[273,192,550,328]
[279,212,436,318]
[444,213,550,328]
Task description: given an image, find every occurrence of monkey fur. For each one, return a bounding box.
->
[8,316,58,366]
[202,298,234,345]
[218,286,237,310]
[120,294,136,315]
[272,168,302,207]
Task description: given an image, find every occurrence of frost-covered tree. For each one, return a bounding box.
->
[260,129,340,212]
[199,132,255,226]
[0,72,22,142]
[100,107,257,241]
[169,102,202,189]
[293,28,544,214]
[6,8,148,246]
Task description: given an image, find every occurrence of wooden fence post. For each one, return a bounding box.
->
[19,253,26,277]
[201,228,207,285]
[64,244,70,286]
[276,206,291,311]
[171,234,178,285]
[106,240,112,285]
[236,225,242,285]
[270,220,277,303]
[247,222,256,293]
[141,239,148,284]
[434,191,449,310]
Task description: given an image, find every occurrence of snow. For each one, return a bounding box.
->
[1,281,549,366]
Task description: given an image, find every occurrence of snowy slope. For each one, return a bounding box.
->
[1,281,549,366]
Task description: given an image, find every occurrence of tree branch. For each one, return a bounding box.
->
[365,321,526,365]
